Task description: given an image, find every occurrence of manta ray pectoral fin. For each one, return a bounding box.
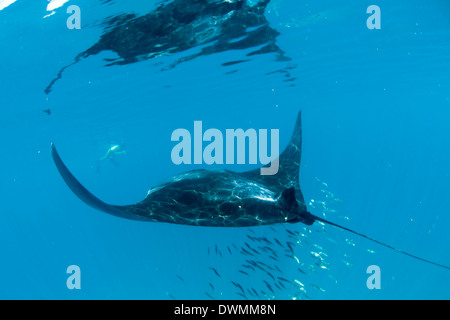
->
[51,143,149,221]
[242,111,306,206]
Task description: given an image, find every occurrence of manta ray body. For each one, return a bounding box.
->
[52,112,450,270]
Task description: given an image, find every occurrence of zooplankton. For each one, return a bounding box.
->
[171,121,280,175]
[218,304,276,315]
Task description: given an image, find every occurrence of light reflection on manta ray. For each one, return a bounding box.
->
[52,111,450,271]
[45,0,293,94]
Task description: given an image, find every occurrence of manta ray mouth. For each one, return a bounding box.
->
[287,211,315,226]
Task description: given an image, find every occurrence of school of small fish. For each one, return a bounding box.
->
[166,178,375,300]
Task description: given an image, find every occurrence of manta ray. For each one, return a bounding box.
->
[45,0,292,94]
[52,112,450,270]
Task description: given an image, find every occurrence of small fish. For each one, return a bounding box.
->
[176,274,184,282]
[294,279,304,287]
[231,281,245,295]
[227,246,232,255]
[246,260,263,271]
[241,248,256,257]
[205,291,215,299]
[245,259,255,265]
[297,267,307,275]
[317,263,329,270]
[238,270,249,276]
[246,234,256,241]
[209,267,221,278]
[209,283,214,291]
[286,241,295,255]
[265,271,275,280]
[255,264,266,272]
[286,229,297,236]
[313,244,324,251]
[241,264,255,271]
[274,238,283,247]
[263,280,274,294]
[257,261,274,271]
[311,284,326,293]
[277,276,290,283]
[278,281,286,290]
[261,236,273,245]
[268,255,279,261]
[43,109,51,115]
[259,246,275,253]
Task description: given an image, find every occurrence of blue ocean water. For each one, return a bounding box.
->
[0,0,449,299]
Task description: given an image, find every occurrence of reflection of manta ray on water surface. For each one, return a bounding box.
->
[47,0,450,271]
[45,0,293,94]
[52,112,450,271]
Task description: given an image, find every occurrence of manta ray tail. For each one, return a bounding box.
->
[311,214,450,271]
[51,143,148,221]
